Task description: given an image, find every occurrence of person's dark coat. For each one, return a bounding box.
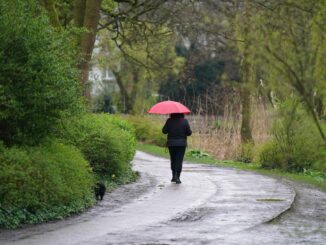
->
[162,114,192,147]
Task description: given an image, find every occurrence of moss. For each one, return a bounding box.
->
[256,198,285,202]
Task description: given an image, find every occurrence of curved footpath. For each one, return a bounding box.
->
[1,151,325,244]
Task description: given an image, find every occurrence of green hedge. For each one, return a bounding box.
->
[127,116,166,147]
[55,114,136,177]
[257,100,325,172]
[105,115,136,137]
[0,0,82,146]
[0,141,94,228]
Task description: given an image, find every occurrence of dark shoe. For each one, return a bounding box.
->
[171,171,177,182]
[175,178,182,184]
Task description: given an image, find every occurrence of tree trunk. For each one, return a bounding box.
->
[40,0,61,27]
[43,0,102,103]
[113,71,132,113]
[239,0,253,144]
[73,0,86,28]
[130,68,140,114]
[74,0,102,102]
[240,84,253,144]
[307,101,326,143]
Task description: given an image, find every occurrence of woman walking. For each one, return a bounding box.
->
[162,113,192,184]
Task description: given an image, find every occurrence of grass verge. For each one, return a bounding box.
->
[103,168,140,193]
[137,143,326,191]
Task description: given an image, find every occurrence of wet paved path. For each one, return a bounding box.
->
[1,151,325,244]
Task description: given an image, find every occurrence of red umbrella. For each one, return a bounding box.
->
[148,100,191,115]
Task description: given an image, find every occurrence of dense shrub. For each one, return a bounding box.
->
[0,141,94,228]
[91,87,115,114]
[258,141,287,169]
[55,114,136,176]
[127,116,166,147]
[258,100,325,172]
[187,149,210,159]
[105,115,136,136]
[237,142,255,163]
[314,151,326,172]
[0,0,82,146]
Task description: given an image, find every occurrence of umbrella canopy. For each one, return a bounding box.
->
[148,100,190,115]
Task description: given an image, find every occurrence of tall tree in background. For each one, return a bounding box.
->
[236,0,254,144]
[74,0,102,100]
[39,0,169,101]
[40,0,101,100]
[95,24,184,114]
[243,0,326,143]
[157,1,242,115]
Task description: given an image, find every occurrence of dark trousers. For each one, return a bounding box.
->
[168,146,186,177]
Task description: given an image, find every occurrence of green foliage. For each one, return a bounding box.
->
[238,0,326,125]
[101,0,117,13]
[314,149,326,172]
[0,0,83,146]
[105,115,136,136]
[186,149,210,159]
[0,141,94,228]
[258,100,325,172]
[258,141,287,170]
[92,86,115,114]
[55,114,136,177]
[194,59,225,84]
[127,116,166,147]
[212,119,222,130]
[95,25,183,114]
[237,142,255,164]
[302,169,326,184]
[159,57,225,113]
[101,168,139,193]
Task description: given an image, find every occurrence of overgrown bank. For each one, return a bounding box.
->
[0,1,137,229]
[0,114,138,229]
